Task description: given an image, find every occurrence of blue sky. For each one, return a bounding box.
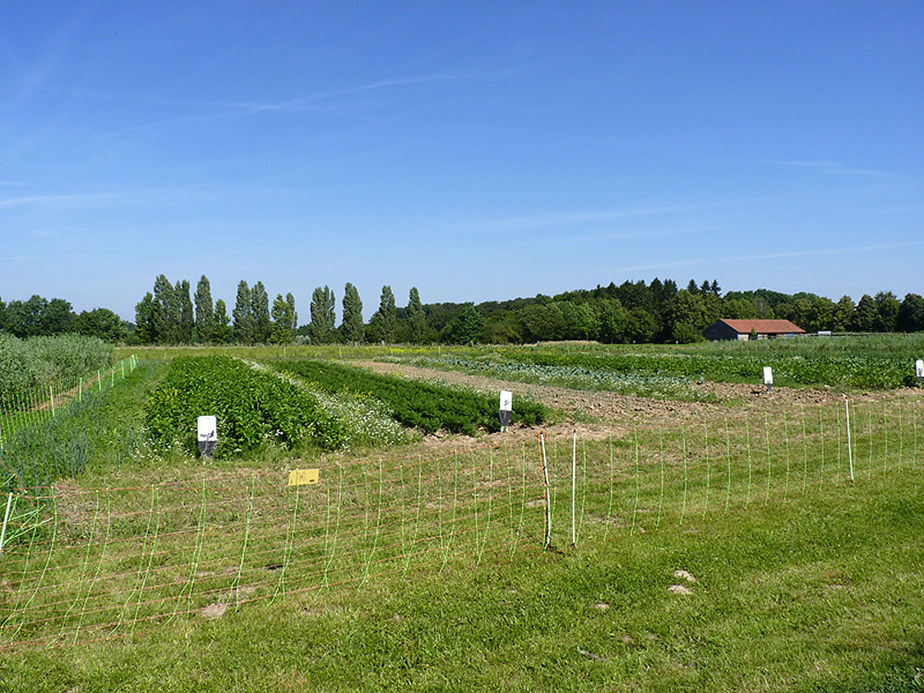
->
[1,1,922,321]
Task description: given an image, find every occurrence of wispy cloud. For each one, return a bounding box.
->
[762,159,893,177]
[455,197,784,233]
[107,71,493,136]
[0,193,115,208]
[614,240,924,273]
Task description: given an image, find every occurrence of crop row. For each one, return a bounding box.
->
[494,347,919,389]
[273,360,547,435]
[145,357,345,456]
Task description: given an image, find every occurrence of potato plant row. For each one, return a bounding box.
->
[273,360,547,435]
[145,356,345,457]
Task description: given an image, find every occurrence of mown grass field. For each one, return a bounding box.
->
[1,466,921,691]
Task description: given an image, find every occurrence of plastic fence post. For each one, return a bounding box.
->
[510,443,526,558]
[604,435,615,540]
[473,453,480,563]
[867,404,873,480]
[883,402,888,474]
[764,414,772,504]
[680,425,688,525]
[845,397,855,483]
[539,433,551,549]
[0,492,12,557]
[898,398,903,470]
[783,412,791,499]
[571,429,577,547]
[658,429,667,526]
[914,399,918,471]
[724,418,732,513]
[703,424,710,519]
[631,429,641,534]
[10,487,58,643]
[49,385,55,417]
[477,450,494,565]
[98,370,101,392]
[745,418,752,508]
[121,360,125,379]
[578,437,587,543]
[819,405,825,489]
[79,377,82,403]
[835,406,841,485]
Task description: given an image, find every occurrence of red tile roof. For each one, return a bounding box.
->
[719,319,805,334]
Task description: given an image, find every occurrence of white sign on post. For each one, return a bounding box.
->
[197,415,217,458]
[499,390,513,431]
[763,366,773,394]
[916,359,924,379]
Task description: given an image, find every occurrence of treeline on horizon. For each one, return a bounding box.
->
[2,276,923,345]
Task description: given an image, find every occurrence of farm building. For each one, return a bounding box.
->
[703,318,805,341]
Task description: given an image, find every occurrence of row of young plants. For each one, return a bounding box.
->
[273,359,547,435]
[377,353,717,401]
[145,356,345,457]
[487,345,919,389]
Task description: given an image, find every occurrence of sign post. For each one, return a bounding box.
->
[499,390,513,432]
[763,366,773,394]
[916,359,924,387]
[197,415,217,458]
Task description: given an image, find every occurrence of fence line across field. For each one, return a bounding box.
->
[0,355,138,456]
[0,394,920,653]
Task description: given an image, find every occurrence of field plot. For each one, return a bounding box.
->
[373,335,924,393]
[145,356,346,457]
[273,359,547,434]
[0,394,919,656]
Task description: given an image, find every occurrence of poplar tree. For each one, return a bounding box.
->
[371,285,397,343]
[286,293,298,335]
[233,280,254,344]
[406,287,426,343]
[134,292,156,345]
[194,275,214,343]
[152,274,175,344]
[213,299,232,343]
[341,282,364,344]
[251,281,271,343]
[310,286,336,344]
[271,293,295,344]
[177,279,194,343]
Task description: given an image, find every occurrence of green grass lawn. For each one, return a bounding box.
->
[2,466,921,692]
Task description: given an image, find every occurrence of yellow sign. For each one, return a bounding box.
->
[287,468,319,486]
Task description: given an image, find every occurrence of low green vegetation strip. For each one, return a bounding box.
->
[0,334,113,407]
[379,353,718,401]
[1,363,158,491]
[500,340,923,389]
[274,359,547,434]
[145,356,345,457]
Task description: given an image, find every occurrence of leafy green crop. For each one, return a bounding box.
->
[145,356,345,456]
[274,359,547,435]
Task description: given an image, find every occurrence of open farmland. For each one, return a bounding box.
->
[1,338,922,690]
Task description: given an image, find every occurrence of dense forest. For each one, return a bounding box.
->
[2,275,923,345]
